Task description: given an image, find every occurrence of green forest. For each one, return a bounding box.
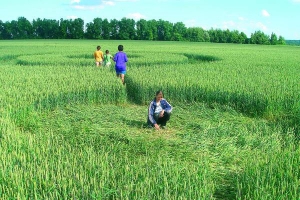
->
[286,40,300,46]
[0,17,287,45]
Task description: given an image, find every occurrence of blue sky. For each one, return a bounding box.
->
[0,0,299,39]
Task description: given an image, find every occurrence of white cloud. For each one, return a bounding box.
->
[209,18,271,38]
[292,0,300,2]
[72,0,136,10]
[238,17,245,21]
[115,0,138,1]
[262,9,270,17]
[70,0,80,4]
[185,19,198,27]
[67,15,78,19]
[256,22,268,31]
[126,13,146,20]
[73,5,85,9]
[222,20,235,29]
[103,1,115,6]
[73,5,104,10]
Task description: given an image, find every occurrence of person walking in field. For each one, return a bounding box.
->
[94,46,104,67]
[147,90,172,130]
[103,50,113,67]
[113,45,128,85]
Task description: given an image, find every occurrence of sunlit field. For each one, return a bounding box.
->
[0,40,299,199]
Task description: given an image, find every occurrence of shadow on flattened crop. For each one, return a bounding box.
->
[0,55,18,62]
[121,117,148,128]
[127,54,143,58]
[184,53,221,63]
[32,89,126,111]
[32,91,101,111]
[213,171,238,200]
[67,54,93,59]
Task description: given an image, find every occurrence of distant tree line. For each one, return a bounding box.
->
[0,17,286,45]
[285,40,300,46]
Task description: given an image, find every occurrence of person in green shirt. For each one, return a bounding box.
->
[103,50,113,67]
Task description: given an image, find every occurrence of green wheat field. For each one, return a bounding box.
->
[0,40,299,199]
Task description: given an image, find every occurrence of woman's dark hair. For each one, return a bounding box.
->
[97,46,101,50]
[156,90,163,96]
[105,50,109,53]
[118,45,123,51]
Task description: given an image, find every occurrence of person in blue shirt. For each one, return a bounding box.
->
[147,90,172,130]
[113,45,128,85]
